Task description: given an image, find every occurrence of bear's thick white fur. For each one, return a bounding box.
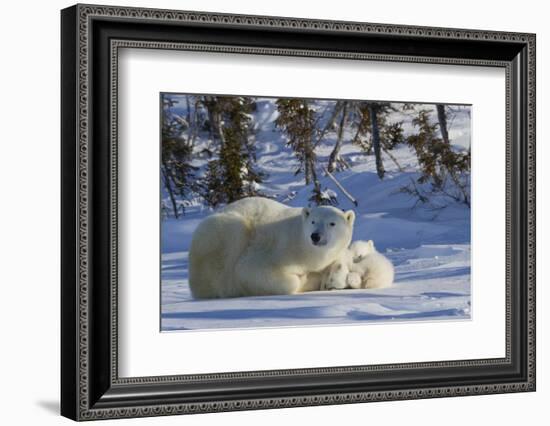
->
[189,197,355,298]
[321,240,394,290]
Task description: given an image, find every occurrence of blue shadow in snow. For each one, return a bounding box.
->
[162,264,186,272]
[395,266,470,282]
[347,308,466,321]
[420,291,467,298]
[162,305,325,321]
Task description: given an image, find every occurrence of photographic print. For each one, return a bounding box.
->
[160,93,472,332]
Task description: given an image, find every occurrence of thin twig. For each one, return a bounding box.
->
[381,142,404,172]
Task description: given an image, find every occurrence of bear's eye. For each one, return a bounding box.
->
[330,222,335,227]
[311,221,315,224]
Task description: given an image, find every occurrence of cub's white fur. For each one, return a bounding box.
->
[349,240,376,261]
[188,197,355,298]
[321,240,394,290]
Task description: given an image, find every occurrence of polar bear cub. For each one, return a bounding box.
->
[321,240,394,290]
[189,197,355,298]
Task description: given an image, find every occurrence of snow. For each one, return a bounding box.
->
[161,243,470,331]
[160,97,471,331]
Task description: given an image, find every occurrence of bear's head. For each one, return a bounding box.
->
[301,206,355,252]
[349,239,376,263]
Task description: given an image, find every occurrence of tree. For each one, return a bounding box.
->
[369,103,385,179]
[161,95,198,218]
[435,104,470,205]
[275,98,322,204]
[201,159,224,208]
[203,128,243,206]
[404,108,470,207]
[350,102,404,179]
[201,96,264,207]
[436,104,450,145]
[201,95,227,146]
[327,101,350,173]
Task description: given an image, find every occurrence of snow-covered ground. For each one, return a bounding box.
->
[161,97,471,331]
[162,243,470,331]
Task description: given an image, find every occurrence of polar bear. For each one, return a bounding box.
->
[349,240,377,262]
[188,197,355,298]
[321,240,394,290]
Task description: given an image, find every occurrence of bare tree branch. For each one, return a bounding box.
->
[322,166,358,206]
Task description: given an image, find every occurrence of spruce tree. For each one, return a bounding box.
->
[275,98,322,204]
[161,95,198,218]
[219,127,245,203]
[201,96,264,207]
[404,108,470,206]
[202,160,224,208]
[369,103,385,179]
[436,104,450,145]
[350,101,404,178]
[327,101,350,173]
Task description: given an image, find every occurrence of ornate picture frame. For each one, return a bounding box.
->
[61,4,535,421]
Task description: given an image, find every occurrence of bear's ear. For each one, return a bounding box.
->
[367,239,375,249]
[302,207,310,219]
[344,210,355,225]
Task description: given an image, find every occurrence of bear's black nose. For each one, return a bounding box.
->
[311,232,321,244]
